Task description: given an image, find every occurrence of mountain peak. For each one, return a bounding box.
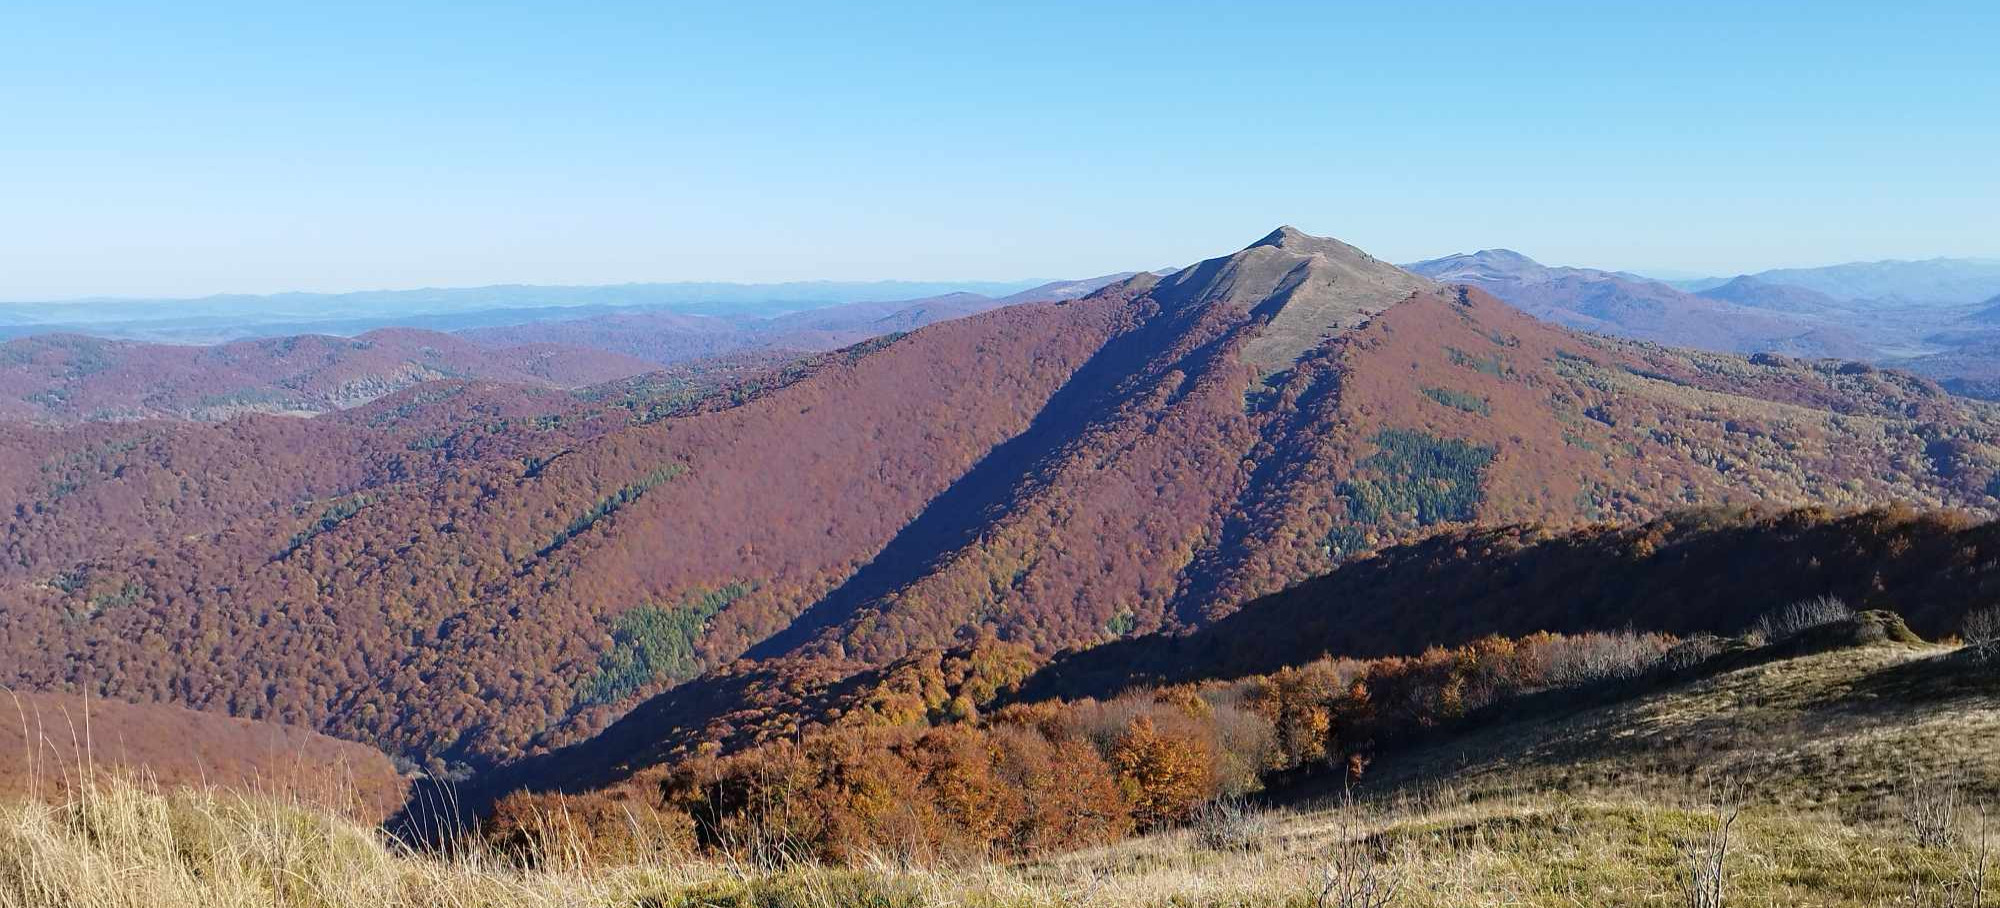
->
[1248,225,1311,247]
[1140,227,1432,370]
[1246,226,1378,263]
[1403,248,1553,283]
[1470,248,1541,267]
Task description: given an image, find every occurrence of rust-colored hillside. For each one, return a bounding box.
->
[1,228,1995,792]
[0,690,407,822]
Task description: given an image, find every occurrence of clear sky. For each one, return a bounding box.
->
[3,0,1996,299]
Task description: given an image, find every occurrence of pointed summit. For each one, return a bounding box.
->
[1150,226,1434,370]
[1246,225,1382,263]
[1248,225,1312,248]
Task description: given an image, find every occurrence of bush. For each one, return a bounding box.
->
[1902,774,1961,850]
[1677,800,1740,908]
[1966,607,2000,664]
[1664,634,1726,672]
[1318,792,1401,908]
[1189,797,1270,852]
[481,789,694,869]
[1750,595,1853,643]
[1534,631,1670,687]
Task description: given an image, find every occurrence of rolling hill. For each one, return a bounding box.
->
[0,277,1135,424]
[0,227,1995,795]
[0,689,407,821]
[0,328,656,422]
[1403,249,1869,358]
[455,275,1135,366]
[1697,256,2000,305]
[1694,274,1852,314]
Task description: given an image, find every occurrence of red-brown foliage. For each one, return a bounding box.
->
[0,690,407,822]
[2,230,1994,793]
[478,627,1677,862]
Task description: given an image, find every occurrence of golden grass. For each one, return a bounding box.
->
[1369,643,2000,818]
[6,645,1994,906]
[2,772,1991,908]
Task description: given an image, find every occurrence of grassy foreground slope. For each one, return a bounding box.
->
[6,616,1995,907]
[1367,623,2000,813]
[7,777,1988,908]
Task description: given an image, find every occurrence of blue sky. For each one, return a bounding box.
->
[2,0,1996,299]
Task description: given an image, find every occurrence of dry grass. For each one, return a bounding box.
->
[1366,641,2000,815]
[7,641,1998,907]
[4,772,1996,908]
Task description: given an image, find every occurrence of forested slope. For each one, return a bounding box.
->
[2,228,1996,791]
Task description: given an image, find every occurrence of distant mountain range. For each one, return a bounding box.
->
[1671,257,2000,304]
[0,279,1059,344]
[0,276,1135,423]
[1407,250,2000,399]
[1402,249,1871,359]
[7,245,2000,425]
[456,275,1136,367]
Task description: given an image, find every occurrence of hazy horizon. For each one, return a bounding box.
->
[11,244,2000,308]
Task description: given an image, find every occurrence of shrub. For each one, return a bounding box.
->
[1534,631,1670,687]
[1750,595,1853,643]
[1966,607,2000,664]
[1204,699,1280,798]
[1189,796,1270,853]
[1664,634,1726,672]
[1904,775,1962,850]
[481,789,694,869]
[1244,662,1346,769]
[1318,792,1401,908]
[989,727,1133,855]
[1677,800,1740,908]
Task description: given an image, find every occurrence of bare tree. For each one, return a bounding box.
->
[1318,791,1401,908]
[1907,775,1964,850]
[1678,784,1741,908]
[1970,806,1991,908]
[1966,607,2000,665]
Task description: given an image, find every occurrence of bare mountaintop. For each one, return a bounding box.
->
[1151,225,1433,370]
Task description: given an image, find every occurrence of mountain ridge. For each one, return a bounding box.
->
[1,228,1994,794]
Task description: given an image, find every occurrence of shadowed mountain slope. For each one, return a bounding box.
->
[1016,506,2000,702]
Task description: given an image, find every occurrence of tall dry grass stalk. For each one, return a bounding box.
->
[2,765,1995,908]
[0,774,712,908]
